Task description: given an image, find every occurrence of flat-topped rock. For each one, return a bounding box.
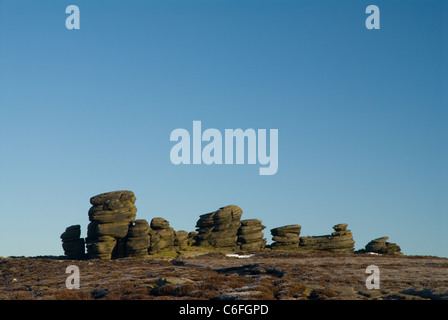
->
[365,237,402,255]
[90,190,136,206]
[271,225,302,237]
[86,190,138,259]
[298,223,355,253]
[150,217,170,230]
[270,224,301,251]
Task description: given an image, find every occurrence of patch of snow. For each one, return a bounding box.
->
[225,253,254,259]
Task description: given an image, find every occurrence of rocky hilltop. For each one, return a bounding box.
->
[61,190,403,259]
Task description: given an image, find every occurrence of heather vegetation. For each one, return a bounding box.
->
[1,252,447,300]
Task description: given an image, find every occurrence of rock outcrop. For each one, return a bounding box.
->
[195,205,242,249]
[364,237,402,255]
[60,191,403,259]
[60,225,85,259]
[270,225,301,250]
[237,219,266,251]
[126,219,151,258]
[148,217,175,254]
[298,224,355,253]
[174,230,189,250]
[85,191,136,259]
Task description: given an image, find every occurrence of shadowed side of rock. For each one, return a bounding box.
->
[60,225,85,259]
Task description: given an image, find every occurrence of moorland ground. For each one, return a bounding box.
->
[1,251,447,300]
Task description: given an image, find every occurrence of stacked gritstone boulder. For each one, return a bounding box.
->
[148,217,175,254]
[60,225,85,259]
[195,205,242,249]
[298,223,355,253]
[86,190,136,260]
[237,219,266,251]
[174,230,189,250]
[364,236,402,255]
[270,225,301,250]
[126,219,151,258]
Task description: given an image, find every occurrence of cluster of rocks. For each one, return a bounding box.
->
[60,225,85,259]
[61,190,201,260]
[299,224,355,254]
[364,236,402,255]
[270,225,302,250]
[195,205,242,249]
[237,219,266,251]
[60,190,404,259]
[86,191,137,259]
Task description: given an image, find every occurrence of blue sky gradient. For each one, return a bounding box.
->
[0,0,447,257]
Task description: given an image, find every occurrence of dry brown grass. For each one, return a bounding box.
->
[1,252,447,300]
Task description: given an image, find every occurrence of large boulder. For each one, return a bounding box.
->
[195,205,243,249]
[86,190,136,259]
[148,217,175,253]
[237,219,266,251]
[365,237,402,255]
[270,225,301,250]
[90,190,136,206]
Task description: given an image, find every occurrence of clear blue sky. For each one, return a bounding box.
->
[0,0,447,257]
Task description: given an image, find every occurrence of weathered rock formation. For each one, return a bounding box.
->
[237,219,266,251]
[298,223,355,253]
[60,192,402,259]
[148,217,175,253]
[126,219,151,258]
[60,225,85,259]
[85,190,136,259]
[174,230,189,250]
[364,237,402,255]
[195,205,242,249]
[270,225,301,250]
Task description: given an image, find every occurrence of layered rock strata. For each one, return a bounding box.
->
[60,225,85,259]
[86,191,136,259]
[298,223,355,253]
[126,219,151,257]
[195,205,242,249]
[270,225,301,250]
[148,217,175,253]
[237,219,266,251]
[365,236,402,255]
